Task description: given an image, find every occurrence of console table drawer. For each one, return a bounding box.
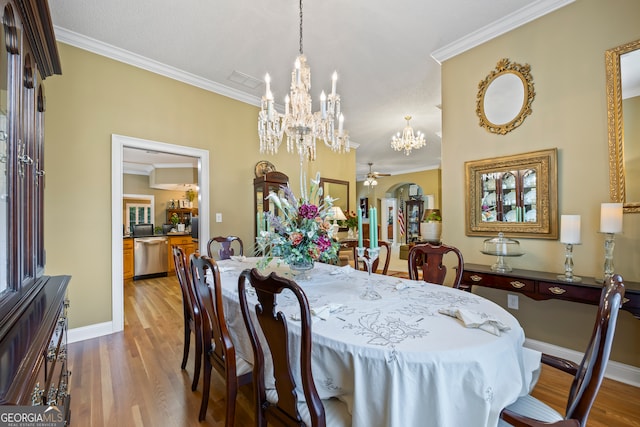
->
[462,271,535,292]
[538,281,603,303]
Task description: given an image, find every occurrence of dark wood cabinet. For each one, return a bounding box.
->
[253,171,289,245]
[0,0,69,422]
[404,199,423,243]
[462,263,640,319]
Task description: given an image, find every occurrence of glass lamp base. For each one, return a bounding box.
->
[557,274,582,282]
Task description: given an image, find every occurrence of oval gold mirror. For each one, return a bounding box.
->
[605,39,640,213]
[476,58,535,135]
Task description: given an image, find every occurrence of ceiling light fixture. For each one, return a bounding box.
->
[258,0,349,161]
[391,115,426,155]
[363,177,378,187]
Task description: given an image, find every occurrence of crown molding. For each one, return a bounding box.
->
[54,26,262,107]
[431,0,575,64]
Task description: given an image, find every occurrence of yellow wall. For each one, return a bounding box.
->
[43,43,355,329]
[442,0,639,366]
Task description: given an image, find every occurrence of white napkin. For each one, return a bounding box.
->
[290,304,344,322]
[217,266,235,273]
[230,255,247,262]
[395,280,421,291]
[438,307,511,336]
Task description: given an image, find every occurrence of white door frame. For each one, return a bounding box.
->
[111,134,209,333]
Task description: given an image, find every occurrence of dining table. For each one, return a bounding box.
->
[213,257,541,427]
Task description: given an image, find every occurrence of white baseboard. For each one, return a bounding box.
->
[525,338,640,388]
[68,321,116,344]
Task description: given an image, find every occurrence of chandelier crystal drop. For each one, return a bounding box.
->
[258,0,349,161]
[390,115,426,156]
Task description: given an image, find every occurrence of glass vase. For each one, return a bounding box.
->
[289,258,314,280]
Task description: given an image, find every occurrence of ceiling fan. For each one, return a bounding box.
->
[364,162,390,186]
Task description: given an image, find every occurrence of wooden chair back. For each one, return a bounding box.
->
[500,275,625,427]
[340,239,391,275]
[207,235,244,260]
[171,245,201,391]
[564,274,625,425]
[238,268,326,427]
[408,242,464,288]
[190,254,251,423]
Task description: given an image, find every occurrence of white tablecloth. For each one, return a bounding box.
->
[215,258,541,427]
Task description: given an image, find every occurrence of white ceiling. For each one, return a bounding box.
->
[49,0,574,180]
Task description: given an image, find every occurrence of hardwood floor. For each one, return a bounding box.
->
[68,275,640,426]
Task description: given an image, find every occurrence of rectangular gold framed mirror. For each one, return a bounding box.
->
[465,148,558,239]
[319,178,349,214]
[606,38,640,213]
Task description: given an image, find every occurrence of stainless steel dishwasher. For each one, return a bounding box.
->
[133,236,169,280]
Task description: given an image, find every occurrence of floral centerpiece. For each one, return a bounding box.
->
[341,210,358,229]
[257,173,340,271]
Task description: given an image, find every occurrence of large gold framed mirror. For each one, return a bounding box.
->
[606,39,640,213]
[476,58,535,135]
[465,148,558,239]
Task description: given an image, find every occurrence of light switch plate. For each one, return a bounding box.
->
[507,293,519,310]
[216,213,222,222]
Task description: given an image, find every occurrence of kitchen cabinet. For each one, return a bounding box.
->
[0,0,69,421]
[405,199,423,243]
[123,238,134,280]
[253,171,289,245]
[166,208,198,225]
[168,235,196,273]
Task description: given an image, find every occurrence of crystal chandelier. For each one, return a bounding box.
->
[258,0,349,161]
[390,115,426,155]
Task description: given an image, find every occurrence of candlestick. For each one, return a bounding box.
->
[560,215,581,244]
[557,243,581,282]
[600,203,622,233]
[601,232,616,284]
[357,246,381,300]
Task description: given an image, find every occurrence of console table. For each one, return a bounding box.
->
[461,263,639,319]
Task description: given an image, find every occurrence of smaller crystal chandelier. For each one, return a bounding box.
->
[391,115,426,155]
[258,0,349,162]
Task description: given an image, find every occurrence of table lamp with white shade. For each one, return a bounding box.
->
[328,206,347,237]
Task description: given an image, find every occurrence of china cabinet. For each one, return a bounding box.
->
[253,171,289,245]
[405,199,424,243]
[0,0,69,420]
[481,169,536,223]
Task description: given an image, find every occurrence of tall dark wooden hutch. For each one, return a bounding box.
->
[0,0,69,422]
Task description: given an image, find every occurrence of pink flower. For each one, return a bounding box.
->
[299,203,319,219]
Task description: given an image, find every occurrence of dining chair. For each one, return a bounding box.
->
[237,268,351,427]
[190,254,252,424]
[340,239,391,275]
[408,242,464,288]
[207,235,244,260]
[499,274,625,427]
[171,245,202,391]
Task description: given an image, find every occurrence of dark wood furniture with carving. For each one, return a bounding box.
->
[190,255,252,424]
[254,171,289,247]
[461,263,640,319]
[408,243,464,289]
[207,235,244,260]
[171,246,202,392]
[404,199,424,243]
[237,268,351,427]
[499,275,625,427]
[340,239,391,275]
[0,0,69,422]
